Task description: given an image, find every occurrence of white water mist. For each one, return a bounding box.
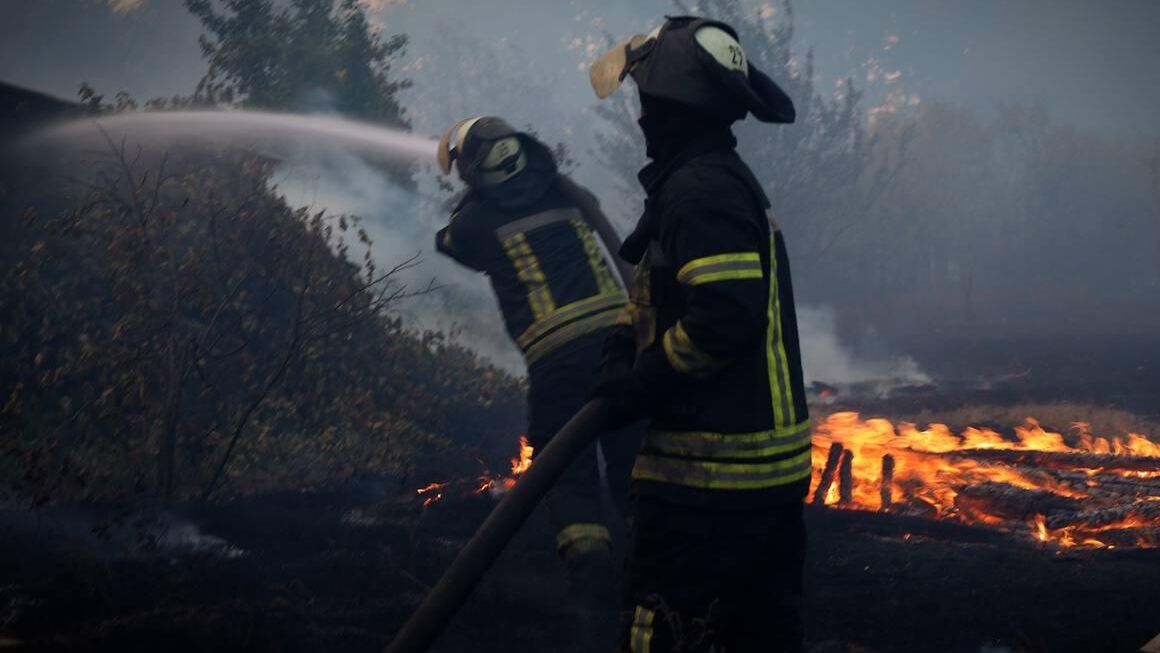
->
[25,110,438,165]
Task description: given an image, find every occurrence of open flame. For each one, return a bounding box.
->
[416,482,445,508]
[810,413,1160,549]
[417,435,534,508]
[475,435,535,497]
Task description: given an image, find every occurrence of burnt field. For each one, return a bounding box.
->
[2,333,1160,653]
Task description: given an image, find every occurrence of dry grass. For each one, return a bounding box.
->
[890,402,1160,441]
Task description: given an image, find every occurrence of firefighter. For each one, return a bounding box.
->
[434,117,642,631]
[589,16,810,653]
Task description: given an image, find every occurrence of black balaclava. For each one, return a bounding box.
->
[638,93,733,162]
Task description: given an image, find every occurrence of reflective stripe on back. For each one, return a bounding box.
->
[494,207,580,241]
[570,217,623,295]
[523,306,623,365]
[500,232,555,320]
[516,292,626,350]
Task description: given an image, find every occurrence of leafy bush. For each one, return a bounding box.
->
[1,139,524,503]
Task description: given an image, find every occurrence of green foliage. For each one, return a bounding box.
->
[185,0,410,127]
[1,142,523,503]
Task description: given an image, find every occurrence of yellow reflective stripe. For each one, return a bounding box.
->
[501,233,555,319]
[632,449,813,490]
[630,605,655,653]
[555,522,611,551]
[645,422,811,459]
[676,252,761,286]
[571,218,623,295]
[686,269,764,285]
[770,238,796,425]
[562,537,611,561]
[524,306,623,365]
[662,321,720,376]
[765,238,786,428]
[614,306,632,327]
[516,292,626,350]
[495,208,578,241]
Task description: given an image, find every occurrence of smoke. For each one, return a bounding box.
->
[272,147,526,373]
[0,505,243,560]
[797,305,931,389]
[274,150,934,388]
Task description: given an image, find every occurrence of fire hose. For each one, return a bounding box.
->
[384,399,615,653]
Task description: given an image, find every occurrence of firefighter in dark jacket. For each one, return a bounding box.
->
[434,116,642,621]
[590,17,810,652]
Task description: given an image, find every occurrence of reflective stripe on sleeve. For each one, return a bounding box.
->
[676,252,762,286]
[662,320,722,376]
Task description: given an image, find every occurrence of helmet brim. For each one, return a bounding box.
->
[723,64,796,124]
[589,33,654,99]
[436,117,482,175]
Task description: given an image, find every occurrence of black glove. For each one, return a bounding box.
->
[592,325,637,415]
[591,367,643,423]
[592,347,679,429]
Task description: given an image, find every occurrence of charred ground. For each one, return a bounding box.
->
[2,333,1159,653]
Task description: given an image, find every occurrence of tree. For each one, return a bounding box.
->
[185,0,410,128]
[1,136,524,503]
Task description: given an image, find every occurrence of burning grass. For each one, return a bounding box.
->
[810,408,1160,550]
[416,436,534,508]
[413,403,1160,552]
[893,402,1160,441]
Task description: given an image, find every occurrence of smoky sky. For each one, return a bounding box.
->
[2,0,1159,134]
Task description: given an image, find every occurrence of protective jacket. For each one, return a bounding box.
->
[436,137,629,369]
[605,127,811,507]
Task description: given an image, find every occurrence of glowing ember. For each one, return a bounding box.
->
[416,482,444,508]
[810,413,1160,549]
[417,435,535,507]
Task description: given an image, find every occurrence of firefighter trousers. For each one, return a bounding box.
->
[621,496,806,653]
[527,331,643,569]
